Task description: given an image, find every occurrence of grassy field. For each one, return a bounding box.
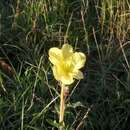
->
[0,0,130,130]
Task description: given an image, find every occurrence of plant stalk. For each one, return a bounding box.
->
[59,84,65,130]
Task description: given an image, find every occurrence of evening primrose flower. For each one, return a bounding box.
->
[49,44,86,85]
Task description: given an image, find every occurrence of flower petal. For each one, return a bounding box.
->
[52,66,60,81]
[53,66,74,85]
[73,52,86,69]
[62,44,73,59]
[49,47,62,65]
[61,75,74,85]
[73,70,84,79]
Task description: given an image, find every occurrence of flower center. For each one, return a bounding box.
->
[60,61,73,76]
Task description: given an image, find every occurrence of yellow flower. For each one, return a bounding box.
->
[49,44,86,85]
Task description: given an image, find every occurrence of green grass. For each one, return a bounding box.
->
[0,0,130,129]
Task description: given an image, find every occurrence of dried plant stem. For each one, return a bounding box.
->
[59,84,65,130]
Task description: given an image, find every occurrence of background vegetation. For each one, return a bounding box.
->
[0,0,130,129]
